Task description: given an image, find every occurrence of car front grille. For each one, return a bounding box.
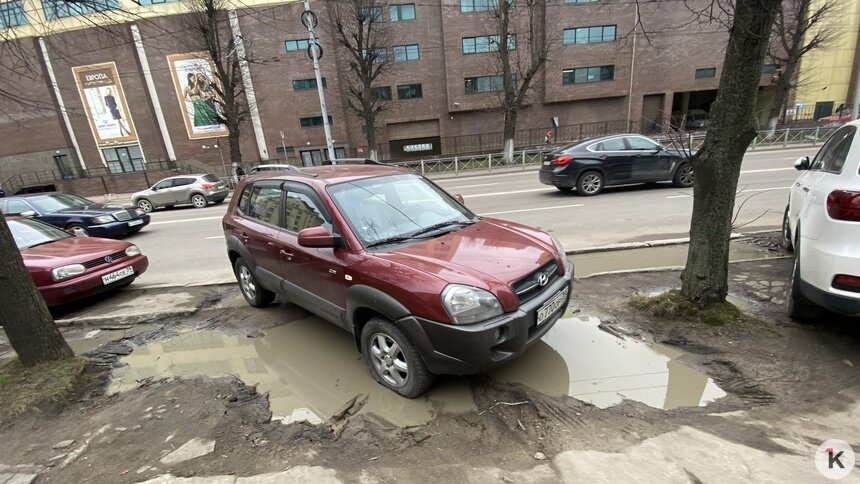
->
[82,250,127,270]
[513,261,560,304]
[112,209,138,222]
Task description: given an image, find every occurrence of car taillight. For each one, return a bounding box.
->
[551,156,573,166]
[832,274,860,293]
[826,190,860,221]
[201,183,215,190]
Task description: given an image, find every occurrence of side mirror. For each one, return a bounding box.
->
[794,156,810,171]
[454,194,465,204]
[653,145,665,153]
[298,226,339,248]
[20,211,36,217]
[65,228,77,236]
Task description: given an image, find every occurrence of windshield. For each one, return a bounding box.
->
[8,218,71,249]
[327,174,477,247]
[28,194,94,213]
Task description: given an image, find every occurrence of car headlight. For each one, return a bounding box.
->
[551,235,565,257]
[125,245,141,257]
[92,215,115,224]
[52,264,86,281]
[441,284,503,325]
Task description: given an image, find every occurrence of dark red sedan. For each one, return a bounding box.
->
[8,217,149,306]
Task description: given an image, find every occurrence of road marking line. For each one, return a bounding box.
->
[740,167,795,174]
[447,182,499,189]
[666,194,692,199]
[205,235,225,239]
[150,216,223,226]
[667,186,790,199]
[480,204,585,216]
[467,187,555,198]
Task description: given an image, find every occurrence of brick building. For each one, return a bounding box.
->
[0,0,780,187]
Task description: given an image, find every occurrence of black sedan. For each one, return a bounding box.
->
[539,134,694,196]
[0,192,149,237]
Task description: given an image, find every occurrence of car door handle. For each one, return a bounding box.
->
[240,232,249,240]
[279,249,293,257]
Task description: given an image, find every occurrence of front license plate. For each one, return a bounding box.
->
[102,266,134,285]
[128,219,144,227]
[537,286,568,326]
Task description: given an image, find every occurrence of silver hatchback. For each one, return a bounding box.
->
[133,174,229,213]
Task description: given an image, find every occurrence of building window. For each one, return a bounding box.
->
[371,86,392,101]
[564,0,600,3]
[462,35,516,54]
[137,0,178,4]
[397,83,423,100]
[761,63,779,74]
[562,25,616,44]
[0,0,27,27]
[292,78,327,91]
[562,65,614,84]
[360,6,383,23]
[460,0,497,12]
[285,39,310,52]
[362,48,387,64]
[299,115,333,128]
[464,75,506,94]
[43,0,118,19]
[390,3,415,21]
[695,67,716,78]
[103,146,145,174]
[392,44,419,61]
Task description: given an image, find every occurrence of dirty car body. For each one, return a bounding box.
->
[222,166,573,398]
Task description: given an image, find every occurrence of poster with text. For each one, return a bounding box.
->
[167,53,228,140]
[72,62,137,144]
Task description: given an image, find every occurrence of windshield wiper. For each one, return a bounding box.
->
[366,235,421,249]
[409,220,474,238]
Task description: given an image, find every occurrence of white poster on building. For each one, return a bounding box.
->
[72,62,137,144]
[167,53,228,140]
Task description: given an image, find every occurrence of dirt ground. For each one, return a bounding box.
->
[1,236,859,482]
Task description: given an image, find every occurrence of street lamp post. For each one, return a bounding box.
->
[202,143,229,180]
[301,0,337,163]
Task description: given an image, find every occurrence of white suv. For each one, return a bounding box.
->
[783,121,860,320]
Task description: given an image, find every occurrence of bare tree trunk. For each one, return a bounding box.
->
[765,66,795,138]
[503,110,517,164]
[0,218,73,366]
[366,116,378,161]
[228,128,241,165]
[681,0,781,307]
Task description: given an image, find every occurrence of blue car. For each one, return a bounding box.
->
[0,192,150,238]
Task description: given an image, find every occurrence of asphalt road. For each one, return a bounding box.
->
[125,147,812,287]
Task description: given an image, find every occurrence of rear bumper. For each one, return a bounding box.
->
[800,236,860,316]
[398,260,574,375]
[800,279,860,316]
[205,189,229,201]
[88,215,150,237]
[39,255,149,306]
[539,168,577,188]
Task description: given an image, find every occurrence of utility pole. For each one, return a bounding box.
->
[302,0,337,163]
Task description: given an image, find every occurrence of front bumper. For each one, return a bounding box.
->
[88,215,150,238]
[398,260,574,375]
[39,255,149,306]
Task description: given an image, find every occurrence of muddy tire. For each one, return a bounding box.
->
[191,194,208,209]
[137,198,154,213]
[576,171,604,196]
[781,205,793,252]
[787,234,819,322]
[672,163,694,188]
[234,257,275,308]
[361,317,434,399]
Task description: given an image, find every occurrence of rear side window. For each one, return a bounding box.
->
[247,186,282,226]
[237,185,253,215]
[2,199,34,215]
[595,138,625,151]
[625,136,659,150]
[174,178,196,187]
[201,174,220,183]
[812,126,856,174]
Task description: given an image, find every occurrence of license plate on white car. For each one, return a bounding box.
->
[128,219,143,227]
[537,286,568,326]
[102,266,134,285]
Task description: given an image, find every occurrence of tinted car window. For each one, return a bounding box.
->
[201,174,220,183]
[595,138,625,151]
[174,178,196,187]
[2,199,34,215]
[625,137,660,150]
[153,179,174,190]
[815,126,855,174]
[284,191,330,233]
[247,186,282,226]
[237,185,253,215]
[28,194,92,213]
[8,218,70,249]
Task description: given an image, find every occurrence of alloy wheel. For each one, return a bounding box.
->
[581,174,602,195]
[239,265,256,300]
[369,333,409,387]
[679,165,694,186]
[138,199,153,213]
[192,195,207,208]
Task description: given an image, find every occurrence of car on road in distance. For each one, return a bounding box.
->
[783,121,860,320]
[133,174,228,213]
[223,165,573,398]
[0,192,149,237]
[7,216,149,306]
[539,134,694,196]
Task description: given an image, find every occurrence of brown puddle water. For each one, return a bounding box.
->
[109,314,725,425]
[572,240,781,278]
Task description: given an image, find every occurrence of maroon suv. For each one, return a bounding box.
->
[222,165,573,398]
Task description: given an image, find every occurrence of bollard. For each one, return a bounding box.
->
[522,150,526,170]
[488,154,493,173]
[813,126,820,146]
[783,129,789,148]
[454,156,459,175]
[420,159,425,176]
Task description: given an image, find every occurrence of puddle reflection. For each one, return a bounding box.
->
[110,314,725,426]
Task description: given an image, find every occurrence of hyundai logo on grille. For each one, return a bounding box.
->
[104,256,113,263]
[537,274,549,286]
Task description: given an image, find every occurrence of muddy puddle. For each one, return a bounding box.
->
[572,239,781,278]
[109,313,725,425]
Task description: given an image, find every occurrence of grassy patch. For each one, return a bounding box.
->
[630,289,749,326]
[0,357,88,416]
